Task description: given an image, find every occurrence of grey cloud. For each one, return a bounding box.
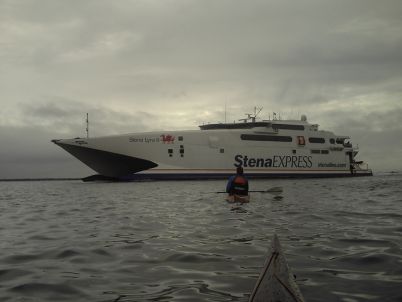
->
[0,125,93,178]
[22,98,83,119]
[3,0,402,101]
[18,99,160,137]
[328,107,402,134]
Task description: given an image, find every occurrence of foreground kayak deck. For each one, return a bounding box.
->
[249,234,305,302]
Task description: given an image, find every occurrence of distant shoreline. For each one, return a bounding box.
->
[0,178,81,182]
[0,171,400,182]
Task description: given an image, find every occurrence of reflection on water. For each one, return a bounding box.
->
[0,173,402,301]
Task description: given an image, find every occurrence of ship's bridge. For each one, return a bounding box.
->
[199,121,273,130]
[199,120,308,131]
[200,111,310,131]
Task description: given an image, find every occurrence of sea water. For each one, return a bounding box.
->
[0,173,401,302]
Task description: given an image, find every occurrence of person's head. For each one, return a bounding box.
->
[236,166,244,175]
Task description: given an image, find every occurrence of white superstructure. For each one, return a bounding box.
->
[52,112,372,180]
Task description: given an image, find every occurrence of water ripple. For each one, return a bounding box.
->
[10,282,87,298]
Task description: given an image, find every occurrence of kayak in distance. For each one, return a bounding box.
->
[226,194,250,203]
[249,234,305,302]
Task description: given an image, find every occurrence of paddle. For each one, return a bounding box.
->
[214,187,283,194]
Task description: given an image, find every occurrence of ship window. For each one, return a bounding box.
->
[168,149,173,153]
[292,150,296,154]
[272,124,305,130]
[200,121,270,130]
[311,149,321,154]
[321,150,329,154]
[178,136,183,141]
[330,138,335,144]
[297,136,306,146]
[180,149,184,154]
[240,134,292,142]
[220,148,225,153]
[309,137,325,144]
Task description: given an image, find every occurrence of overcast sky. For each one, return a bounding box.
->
[1,0,402,178]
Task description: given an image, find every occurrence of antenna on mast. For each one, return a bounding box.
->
[224,103,227,124]
[86,113,89,138]
[251,106,263,122]
[254,106,263,118]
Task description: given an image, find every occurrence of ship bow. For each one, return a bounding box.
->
[52,140,157,177]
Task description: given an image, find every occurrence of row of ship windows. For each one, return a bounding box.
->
[170,138,333,156]
[240,134,341,144]
[311,149,329,154]
[168,148,330,156]
[296,149,330,154]
[273,124,305,131]
[174,135,341,144]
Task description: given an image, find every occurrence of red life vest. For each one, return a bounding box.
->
[232,175,248,195]
[234,176,247,186]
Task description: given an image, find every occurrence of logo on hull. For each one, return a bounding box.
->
[234,154,313,168]
[161,134,175,144]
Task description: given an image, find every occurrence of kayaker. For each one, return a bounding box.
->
[226,166,249,196]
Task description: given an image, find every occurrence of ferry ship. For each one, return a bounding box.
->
[52,111,372,181]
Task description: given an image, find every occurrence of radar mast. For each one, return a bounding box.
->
[239,106,263,123]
